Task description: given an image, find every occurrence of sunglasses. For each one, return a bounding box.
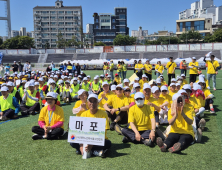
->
[116,88,123,91]
[162,90,167,92]
[124,90,131,92]
[177,99,183,103]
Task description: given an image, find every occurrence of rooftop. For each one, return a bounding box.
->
[33,6,82,9]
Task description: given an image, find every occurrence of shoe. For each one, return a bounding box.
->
[63,97,66,103]
[159,117,164,124]
[156,137,166,152]
[21,111,28,116]
[168,143,181,153]
[0,116,2,120]
[76,150,81,155]
[32,134,43,140]
[93,149,107,158]
[142,139,152,146]
[1,116,8,121]
[29,111,36,115]
[213,88,216,91]
[200,112,204,118]
[114,124,123,135]
[198,118,206,131]
[110,122,116,131]
[122,136,129,143]
[67,98,69,103]
[196,128,202,143]
[210,108,215,114]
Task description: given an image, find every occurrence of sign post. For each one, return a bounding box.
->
[68,116,106,159]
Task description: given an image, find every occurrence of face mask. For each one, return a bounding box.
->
[178,80,182,84]
[136,100,144,107]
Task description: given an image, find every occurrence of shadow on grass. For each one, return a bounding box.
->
[106,143,130,158]
[200,135,209,144]
[214,105,221,112]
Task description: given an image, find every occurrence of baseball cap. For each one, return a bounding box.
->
[102,81,109,87]
[160,85,168,91]
[133,83,140,88]
[172,93,182,101]
[116,84,123,89]
[151,86,159,93]
[123,79,130,83]
[111,85,116,91]
[134,92,145,99]
[78,89,86,96]
[143,83,151,90]
[183,84,192,91]
[45,92,58,99]
[170,83,176,87]
[88,94,98,101]
[1,86,9,91]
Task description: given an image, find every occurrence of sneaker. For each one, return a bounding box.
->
[1,116,8,121]
[122,136,129,143]
[63,97,66,103]
[93,149,107,158]
[142,139,152,146]
[29,111,36,115]
[213,88,216,91]
[110,122,116,131]
[21,111,28,116]
[210,108,215,114]
[156,137,166,152]
[159,117,164,125]
[168,143,181,153]
[32,134,43,140]
[114,124,123,135]
[0,116,2,120]
[196,128,202,143]
[198,118,206,131]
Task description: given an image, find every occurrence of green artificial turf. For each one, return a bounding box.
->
[0,70,222,170]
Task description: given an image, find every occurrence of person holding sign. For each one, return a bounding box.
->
[70,94,111,158]
[166,57,177,86]
[32,92,65,140]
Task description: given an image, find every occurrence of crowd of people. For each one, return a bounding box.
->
[0,53,220,158]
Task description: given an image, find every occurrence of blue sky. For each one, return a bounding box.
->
[0,0,221,37]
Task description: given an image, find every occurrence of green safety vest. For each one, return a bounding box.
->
[71,84,80,94]
[82,83,90,91]
[26,90,38,107]
[92,82,100,91]
[0,94,15,112]
[10,89,17,97]
[18,86,24,98]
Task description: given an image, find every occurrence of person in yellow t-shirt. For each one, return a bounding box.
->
[113,73,122,85]
[104,84,129,131]
[181,74,188,86]
[204,54,220,90]
[159,75,167,86]
[160,85,172,109]
[123,78,130,88]
[122,61,127,80]
[131,83,141,99]
[117,61,123,79]
[175,83,182,91]
[144,59,153,81]
[156,93,194,153]
[135,60,144,79]
[121,92,158,146]
[196,74,209,89]
[155,61,164,78]
[166,57,177,86]
[32,92,64,140]
[123,86,135,105]
[188,57,199,83]
[72,89,89,117]
[98,82,114,111]
[70,94,111,158]
[168,83,177,98]
[109,60,115,80]
[139,74,148,88]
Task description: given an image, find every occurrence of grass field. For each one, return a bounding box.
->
[0,70,222,170]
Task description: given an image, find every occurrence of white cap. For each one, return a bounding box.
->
[54,75,58,78]
[73,77,78,81]
[111,85,116,91]
[151,86,159,93]
[178,89,187,95]
[65,80,70,83]
[116,84,123,89]
[49,80,56,84]
[172,93,182,101]
[160,86,168,91]
[78,89,86,96]
[69,73,72,76]
[29,82,35,87]
[83,77,88,81]
[134,92,145,99]
[193,84,202,91]
[94,76,99,80]
[123,79,130,83]
[170,83,176,87]
[199,74,205,79]
[102,81,109,86]
[14,61,16,63]
[176,83,181,86]
[50,75,53,78]
[34,82,39,86]
[177,76,182,80]
[143,83,151,90]
[88,94,98,101]
[58,80,63,84]
[206,51,212,57]
[171,78,176,82]
[156,79,161,84]
[38,77,44,81]
[7,82,14,87]
[107,75,111,78]
[15,72,18,74]
[100,74,104,78]
[133,83,140,88]
[1,86,9,91]
[78,75,82,78]
[199,77,205,83]
[135,77,139,81]
[46,92,58,99]
[181,74,185,77]
[142,74,147,78]
[123,86,130,91]
[192,57,196,60]
[183,84,192,91]
[87,75,91,78]
[81,71,83,74]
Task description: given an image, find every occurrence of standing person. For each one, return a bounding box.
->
[188,57,199,84]
[23,61,29,72]
[76,63,81,75]
[5,64,10,74]
[133,60,137,73]
[59,63,64,71]
[117,61,123,79]
[144,59,152,81]
[135,60,144,79]
[109,60,114,80]
[155,61,164,78]
[122,61,127,80]
[51,61,55,69]
[18,61,23,73]
[180,60,187,76]
[12,61,19,73]
[28,62,32,74]
[67,61,73,74]
[103,62,109,75]
[72,63,76,74]
[204,54,220,91]
[0,63,4,77]
[166,57,177,86]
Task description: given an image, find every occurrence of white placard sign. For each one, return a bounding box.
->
[68,116,106,146]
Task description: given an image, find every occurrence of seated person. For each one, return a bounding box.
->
[139,74,148,88]
[175,83,181,91]
[156,93,194,153]
[38,77,48,97]
[81,77,90,92]
[7,81,21,103]
[168,83,177,97]
[70,77,80,101]
[32,92,64,140]
[181,74,188,86]
[0,86,20,120]
[70,94,111,158]
[123,86,134,106]
[20,82,40,115]
[91,76,101,95]
[72,89,89,116]
[104,84,129,131]
[160,75,167,86]
[62,80,72,103]
[121,92,157,146]
[113,74,122,85]
[131,83,141,98]
[123,79,130,88]
[111,85,116,94]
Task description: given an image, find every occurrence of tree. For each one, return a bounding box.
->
[66,36,80,48]
[56,31,66,48]
[144,36,179,45]
[0,37,3,48]
[94,42,106,46]
[44,41,50,49]
[179,30,203,43]
[113,34,136,45]
[0,36,35,49]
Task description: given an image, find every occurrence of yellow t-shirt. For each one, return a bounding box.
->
[125,96,135,104]
[203,88,211,98]
[114,77,122,84]
[182,79,188,87]
[160,93,172,108]
[135,64,144,73]
[139,79,148,88]
[73,100,89,117]
[38,105,65,129]
[128,104,155,131]
[189,62,199,74]
[144,64,152,74]
[161,81,167,86]
[103,65,108,70]
[166,62,177,74]
[149,97,166,112]
[155,64,164,74]
[196,79,209,88]
[98,91,114,111]
[206,60,220,74]
[106,95,129,114]
[81,109,110,139]
[168,90,177,98]
[195,95,205,108]
[168,107,194,138]
[189,97,198,109]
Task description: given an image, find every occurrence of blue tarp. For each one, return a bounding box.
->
[0,52,3,64]
[125,59,130,61]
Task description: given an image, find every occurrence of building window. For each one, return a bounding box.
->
[185,22,191,31]
[123,10,125,12]
[119,21,126,25]
[119,14,126,19]
[180,22,183,32]
[120,10,122,12]
[51,28,57,31]
[74,11,78,13]
[58,11,64,14]
[194,21,204,31]
[117,10,119,12]
[112,25,115,29]
[65,11,73,14]
[101,19,110,22]
[96,25,99,29]
[96,19,99,23]
[101,26,110,29]
[112,19,115,23]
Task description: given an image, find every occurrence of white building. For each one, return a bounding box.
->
[11,30,20,37]
[27,31,35,38]
[179,0,222,25]
[19,27,27,36]
[86,24,93,34]
[131,27,148,37]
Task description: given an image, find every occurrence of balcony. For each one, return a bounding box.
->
[42,18,49,21]
[41,13,50,16]
[66,30,75,32]
[42,24,50,27]
[58,18,64,21]
[35,18,41,20]
[50,13,57,15]
[50,18,57,21]
[65,24,74,27]
[58,13,64,15]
